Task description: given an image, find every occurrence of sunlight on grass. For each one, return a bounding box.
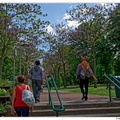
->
[61,85,116,97]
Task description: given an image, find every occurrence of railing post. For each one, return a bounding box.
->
[45,75,65,116]
[108,80,112,102]
[48,81,51,105]
[104,74,120,103]
[56,111,59,117]
[48,93,51,105]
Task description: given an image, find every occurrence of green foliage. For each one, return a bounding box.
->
[0,79,12,86]
[0,88,9,96]
[1,3,120,88]
[0,104,6,111]
[2,57,14,81]
[7,87,13,96]
[0,3,50,80]
[114,57,120,75]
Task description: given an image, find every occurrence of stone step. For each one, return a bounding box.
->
[6,101,120,117]
[30,106,120,117]
[62,113,120,117]
[63,101,120,109]
[33,101,120,110]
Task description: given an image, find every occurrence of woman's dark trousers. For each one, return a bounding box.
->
[79,77,89,100]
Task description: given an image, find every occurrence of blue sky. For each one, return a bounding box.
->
[38,3,115,33]
[39,3,80,25]
[39,3,97,25]
[38,3,97,32]
[1,2,116,34]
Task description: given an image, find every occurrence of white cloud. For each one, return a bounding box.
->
[63,13,71,20]
[62,13,79,28]
[46,25,54,33]
[67,20,79,28]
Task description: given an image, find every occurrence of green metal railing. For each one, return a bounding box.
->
[45,75,65,117]
[104,74,120,102]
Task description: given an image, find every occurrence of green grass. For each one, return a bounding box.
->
[59,84,116,97]
[58,85,79,89]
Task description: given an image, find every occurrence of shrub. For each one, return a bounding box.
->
[0,79,12,86]
[0,104,6,112]
[0,88,9,96]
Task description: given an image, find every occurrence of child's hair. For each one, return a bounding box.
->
[81,58,88,68]
[81,60,88,68]
[18,75,25,83]
[35,60,40,65]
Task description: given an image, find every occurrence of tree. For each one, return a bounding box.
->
[106,3,120,75]
[0,3,20,79]
[66,3,116,87]
[0,3,49,79]
[43,24,72,88]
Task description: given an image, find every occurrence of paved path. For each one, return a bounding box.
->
[40,88,109,103]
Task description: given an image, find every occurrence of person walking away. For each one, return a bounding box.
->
[76,58,97,101]
[29,60,44,103]
[11,75,33,117]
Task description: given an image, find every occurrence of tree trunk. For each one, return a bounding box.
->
[57,67,60,88]
[0,51,5,79]
[92,44,97,88]
[63,63,66,88]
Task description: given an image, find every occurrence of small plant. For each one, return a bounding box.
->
[7,87,13,104]
[7,87,13,96]
[0,88,9,96]
[0,104,6,112]
[5,101,11,106]
[0,79,12,86]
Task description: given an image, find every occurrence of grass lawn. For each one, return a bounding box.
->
[58,84,116,97]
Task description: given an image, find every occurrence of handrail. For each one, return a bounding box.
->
[45,75,65,117]
[110,75,120,84]
[104,74,120,89]
[104,74,120,102]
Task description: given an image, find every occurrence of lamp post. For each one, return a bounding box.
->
[13,40,29,86]
[19,40,29,75]
[13,46,17,87]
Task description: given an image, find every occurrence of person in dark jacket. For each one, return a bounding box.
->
[76,58,97,101]
[29,60,44,103]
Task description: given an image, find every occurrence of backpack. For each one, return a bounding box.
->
[17,85,35,107]
[79,67,91,79]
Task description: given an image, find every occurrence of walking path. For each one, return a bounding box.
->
[40,88,109,104]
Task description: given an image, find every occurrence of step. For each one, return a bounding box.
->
[61,113,120,117]
[33,101,120,110]
[61,106,120,115]
[63,101,120,109]
[30,109,56,116]
[30,106,120,117]
[6,101,120,117]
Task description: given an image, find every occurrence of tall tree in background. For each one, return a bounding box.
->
[0,3,49,79]
[43,24,71,88]
[0,3,20,79]
[66,3,116,87]
[106,3,120,75]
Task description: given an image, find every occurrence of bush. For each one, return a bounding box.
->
[0,88,9,96]
[0,79,12,86]
[0,104,6,112]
